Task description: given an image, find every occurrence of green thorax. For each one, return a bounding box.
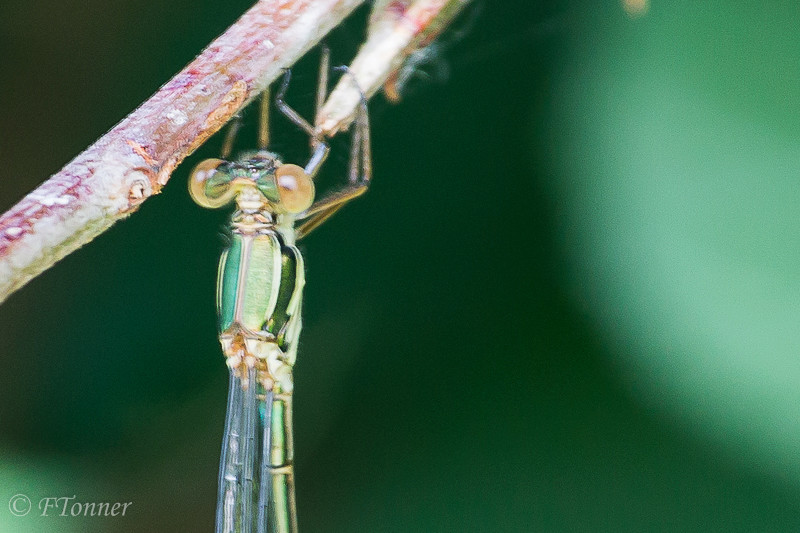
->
[216,224,304,349]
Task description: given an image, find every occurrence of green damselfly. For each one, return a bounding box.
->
[188,49,370,533]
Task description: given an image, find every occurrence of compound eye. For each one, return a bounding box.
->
[189,158,236,208]
[275,164,314,214]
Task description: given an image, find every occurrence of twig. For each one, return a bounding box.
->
[0,0,469,304]
[318,0,471,135]
[0,0,365,303]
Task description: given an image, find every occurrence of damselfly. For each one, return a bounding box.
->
[188,49,371,533]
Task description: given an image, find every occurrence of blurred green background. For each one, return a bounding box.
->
[2,1,800,531]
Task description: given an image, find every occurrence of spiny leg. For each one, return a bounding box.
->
[296,68,372,239]
[221,46,327,160]
[221,84,271,160]
[315,45,330,133]
[275,47,331,177]
[275,70,317,140]
[275,45,330,140]
[258,87,271,151]
[220,114,243,160]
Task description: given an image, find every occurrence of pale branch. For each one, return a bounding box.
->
[319,0,471,135]
[0,0,469,304]
[0,0,365,303]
